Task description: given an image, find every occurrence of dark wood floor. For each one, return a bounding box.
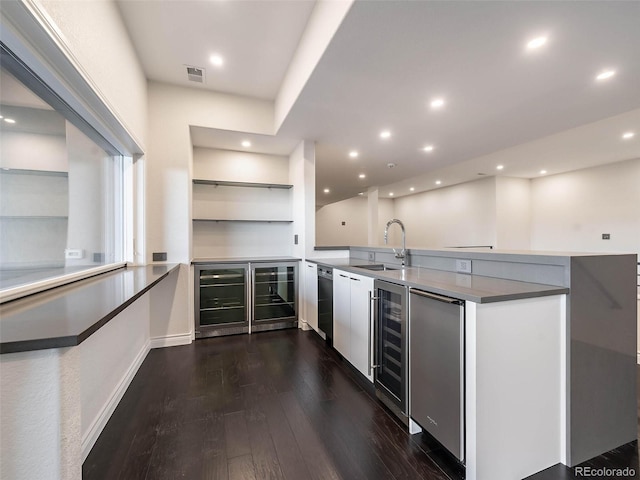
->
[84,329,638,480]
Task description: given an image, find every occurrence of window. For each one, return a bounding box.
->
[0,46,126,300]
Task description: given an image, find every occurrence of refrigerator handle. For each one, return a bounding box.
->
[410,288,463,305]
[247,265,252,334]
[369,291,380,375]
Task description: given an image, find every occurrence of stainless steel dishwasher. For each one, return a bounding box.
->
[409,288,465,462]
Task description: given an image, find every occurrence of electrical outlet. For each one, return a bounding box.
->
[368,252,375,261]
[602,233,610,240]
[65,248,84,259]
[153,252,167,262]
[456,259,472,274]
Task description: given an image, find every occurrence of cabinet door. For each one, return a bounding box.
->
[349,273,374,382]
[304,262,318,330]
[333,270,351,358]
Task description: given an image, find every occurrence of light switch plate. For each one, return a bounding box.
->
[456,259,472,274]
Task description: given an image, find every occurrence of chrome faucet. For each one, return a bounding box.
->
[384,219,407,266]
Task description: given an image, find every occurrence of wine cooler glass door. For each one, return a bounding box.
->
[195,264,248,337]
[252,263,298,332]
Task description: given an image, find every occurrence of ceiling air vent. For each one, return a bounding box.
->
[186,66,205,83]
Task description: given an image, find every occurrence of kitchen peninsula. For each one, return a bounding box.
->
[306,246,637,480]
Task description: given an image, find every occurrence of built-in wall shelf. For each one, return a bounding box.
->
[193,179,293,189]
[193,219,293,223]
[191,147,295,258]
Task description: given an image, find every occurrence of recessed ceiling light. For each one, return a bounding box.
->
[349,150,359,158]
[389,192,394,196]
[4,118,16,124]
[526,36,547,50]
[241,140,251,147]
[358,173,366,179]
[380,130,391,139]
[540,170,547,175]
[496,165,504,170]
[622,132,635,139]
[358,192,364,196]
[422,145,434,152]
[435,180,442,185]
[596,70,615,81]
[323,188,330,193]
[409,187,415,192]
[210,54,224,67]
[430,98,445,109]
[0,115,3,119]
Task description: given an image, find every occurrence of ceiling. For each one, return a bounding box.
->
[116,0,640,206]
[117,0,315,100]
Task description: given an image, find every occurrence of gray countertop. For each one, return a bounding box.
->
[192,256,300,264]
[0,264,179,354]
[307,258,568,303]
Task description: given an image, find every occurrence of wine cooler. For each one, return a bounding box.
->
[251,263,298,332]
[195,264,249,337]
[373,279,409,423]
[194,261,297,338]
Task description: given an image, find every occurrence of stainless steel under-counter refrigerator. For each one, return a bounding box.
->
[409,288,465,462]
[194,261,298,338]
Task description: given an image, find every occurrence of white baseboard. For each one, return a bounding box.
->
[82,339,150,461]
[150,332,193,349]
[298,319,312,331]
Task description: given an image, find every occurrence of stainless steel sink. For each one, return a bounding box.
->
[354,264,400,271]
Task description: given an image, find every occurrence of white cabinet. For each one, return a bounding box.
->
[333,270,351,358]
[304,261,318,331]
[333,269,375,382]
[349,273,374,381]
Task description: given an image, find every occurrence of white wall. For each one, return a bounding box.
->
[531,158,640,255]
[36,0,147,149]
[378,198,396,245]
[193,148,290,184]
[495,177,531,250]
[316,196,369,246]
[0,346,81,480]
[79,289,150,459]
[393,176,497,248]
[315,196,396,246]
[290,141,307,260]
